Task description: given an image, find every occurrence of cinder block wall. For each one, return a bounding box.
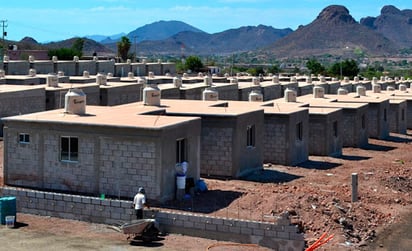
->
[0,187,305,251]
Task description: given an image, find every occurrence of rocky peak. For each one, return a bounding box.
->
[381,5,401,15]
[316,5,357,25]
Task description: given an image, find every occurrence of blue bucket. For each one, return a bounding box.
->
[0,197,17,225]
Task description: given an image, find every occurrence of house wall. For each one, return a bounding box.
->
[180,86,206,100]
[308,110,343,156]
[55,61,76,76]
[45,85,100,110]
[3,61,30,75]
[99,83,143,106]
[114,63,131,77]
[263,110,309,166]
[3,119,201,202]
[96,61,115,75]
[0,87,45,136]
[30,61,54,74]
[261,83,282,101]
[389,100,407,134]
[131,63,146,76]
[200,111,264,178]
[238,86,260,101]
[77,61,97,75]
[214,83,239,101]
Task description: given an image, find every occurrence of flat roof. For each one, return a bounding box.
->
[45,83,99,91]
[310,102,368,110]
[309,107,342,115]
[3,105,200,129]
[325,94,390,104]
[0,84,45,92]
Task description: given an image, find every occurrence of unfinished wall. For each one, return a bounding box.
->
[0,187,305,251]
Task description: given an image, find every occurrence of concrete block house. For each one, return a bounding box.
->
[2,89,201,203]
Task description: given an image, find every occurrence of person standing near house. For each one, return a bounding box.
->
[133,187,147,219]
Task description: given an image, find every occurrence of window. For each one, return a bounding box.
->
[402,109,405,121]
[333,121,338,137]
[176,138,187,163]
[19,133,30,144]
[296,122,303,141]
[246,125,255,147]
[384,109,387,122]
[61,136,78,162]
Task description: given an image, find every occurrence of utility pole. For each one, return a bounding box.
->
[1,20,7,48]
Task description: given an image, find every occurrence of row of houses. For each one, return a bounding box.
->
[2,73,412,203]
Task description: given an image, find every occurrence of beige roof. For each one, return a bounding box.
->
[3,105,200,129]
[0,84,44,92]
[309,107,342,115]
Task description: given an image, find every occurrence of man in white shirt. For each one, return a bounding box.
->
[133,187,147,219]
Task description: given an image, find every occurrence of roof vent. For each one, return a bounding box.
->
[401,77,405,81]
[96,73,107,86]
[143,84,161,106]
[252,77,260,85]
[183,73,189,78]
[107,72,113,77]
[399,84,407,91]
[28,55,35,62]
[372,83,381,93]
[64,88,86,115]
[386,86,395,91]
[313,86,325,98]
[319,76,326,83]
[198,72,204,78]
[93,56,98,61]
[148,71,154,78]
[137,77,147,85]
[52,56,58,62]
[380,76,385,81]
[306,76,312,83]
[83,71,90,78]
[272,75,279,83]
[284,88,297,102]
[249,90,263,102]
[0,69,5,78]
[3,55,9,62]
[173,77,182,88]
[343,77,350,83]
[372,77,378,85]
[354,76,359,82]
[58,71,65,77]
[290,76,297,83]
[73,56,79,62]
[337,87,348,95]
[126,59,131,64]
[356,85,366,96]
[128,72,134,79]
[46,73,59,87]
[224,73,229,78]
[230,77,238,84]
[204,76,212,86]
[202,87,218,101]
[29,69,36,77]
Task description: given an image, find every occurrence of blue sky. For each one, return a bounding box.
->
[2,0,411,42]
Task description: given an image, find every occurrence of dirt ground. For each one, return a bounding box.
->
[1,131,412,250]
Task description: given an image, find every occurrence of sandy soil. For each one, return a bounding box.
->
[1,132,412,250]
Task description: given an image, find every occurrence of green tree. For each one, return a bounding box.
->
[117,36,131,62]
[328,59,359,79]
[72,38,84,58]
[48,48,80,60]
[185,56,203,72]
[306,59,325,75]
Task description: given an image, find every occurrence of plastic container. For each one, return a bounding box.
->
[5,216,15,228]
[176,175,186,189]
[0,197,17,225]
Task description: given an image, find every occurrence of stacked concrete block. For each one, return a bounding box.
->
[131,62,146,76]
[55,61,77,76]
[77,60,97,75]
[308,107,343,156]
[158,84,181,99]
[0,186,305,250]
[114,63,131,77]
[4,61,30,75]
[262,106,309,165]
[30,61,54,74]
[146,62,162,76]
[179,83,208,100]
[99,82,143,106]
[260,82,282,101]
[388,99,407,134]
[96,60,115,74]
[213,82,239,101]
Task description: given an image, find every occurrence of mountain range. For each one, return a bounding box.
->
[10,5,412,59]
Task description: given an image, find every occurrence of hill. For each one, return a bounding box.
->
[264,5,399,58]
[360,5,412,49]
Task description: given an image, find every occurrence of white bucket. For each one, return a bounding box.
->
[176,176,186,189]
[5,216,15,228]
